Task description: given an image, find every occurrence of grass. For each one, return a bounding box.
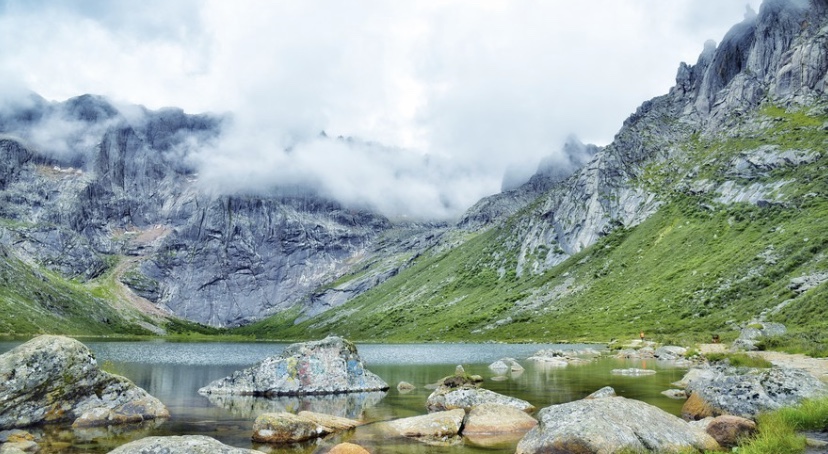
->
[704,352,773,368]
[734,396,828,454]
[238,103,828,344]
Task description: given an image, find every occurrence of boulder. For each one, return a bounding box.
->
[396,381,416,393]
[516,394,719,454]
[611,368,657,376]
[661,389,688,399]
[462,403,537,435]
[488,358,524,374]
[327,443,370,454]
[108,435,263,453]
[0,442,35,454]
[586,386,616,399]
[705,415,757,448]
[198,336,388,396]
[682,393,716,421]
[252,412,333,443]
[376,409,465,439]
[682,365,828,419]
[427,387,534,413]
[297,411,360,431]
[654,346,688,361]
[527,349,592,366]
[0,335,169,430]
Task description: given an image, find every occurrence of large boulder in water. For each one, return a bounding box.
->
[681,365,828,419]
[425,367,534,413]
[0,335,169,430]
[516,390,719,454]
[109,435,263,453]
[198,336,388,396]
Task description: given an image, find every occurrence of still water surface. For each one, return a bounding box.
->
[0,341,689,453]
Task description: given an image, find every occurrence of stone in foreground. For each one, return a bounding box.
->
[0,335,169,430]
[252,412,333,443]
[109,435,263,453]
[681,365,828,419]
[327,442,370,454]
[516,390,719,454]
[462,403,537,435]
[198,336,388,396]
[425,370,534,413]
[376,409,465,439]
[705,415,757,448]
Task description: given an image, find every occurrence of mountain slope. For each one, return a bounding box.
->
[0,95,395,329]
[244,0,828,343]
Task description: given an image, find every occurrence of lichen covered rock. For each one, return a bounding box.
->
[0,335,168,430]
[199,337,388,396]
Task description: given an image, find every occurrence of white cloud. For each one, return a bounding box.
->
[0,0,763,219]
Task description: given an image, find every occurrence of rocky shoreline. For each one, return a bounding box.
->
[1,335,826,453]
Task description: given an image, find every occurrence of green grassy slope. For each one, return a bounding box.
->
[242,104,828,345]
[0,247,224,338]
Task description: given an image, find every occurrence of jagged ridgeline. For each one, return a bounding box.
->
[2,0,828,343]
[243,0,828,343]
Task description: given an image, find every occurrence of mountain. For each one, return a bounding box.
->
[2,0,827,344]
[0,94,397,330]
[242,0,828,344]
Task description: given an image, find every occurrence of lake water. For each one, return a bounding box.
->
[0,341,690,453]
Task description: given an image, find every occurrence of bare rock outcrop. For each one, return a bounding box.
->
[0,335,168,430]
[198,337,388,396]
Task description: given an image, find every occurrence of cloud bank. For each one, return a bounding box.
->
[0,0,763,219]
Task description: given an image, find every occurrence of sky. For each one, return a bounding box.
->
[0,0,764,219]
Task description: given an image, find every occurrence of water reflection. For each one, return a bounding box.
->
[204,391,387,419]
[0,341,691,454]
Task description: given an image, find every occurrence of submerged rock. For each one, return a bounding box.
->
[611,368,657,376]
[109,435,263,453]
[198,337,388,396]
[681,365,828,419]
[251,411,357,443]
[425,370,534,413]
[516,391,719,454]
[374,409,465,439]
[488,358,524,374]
[0,335,168,430]
[462,403,537,435]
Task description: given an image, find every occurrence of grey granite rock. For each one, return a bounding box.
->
[198,336,388,396]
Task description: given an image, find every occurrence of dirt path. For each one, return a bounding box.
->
[110,256,169,318]
[698,343,828,383]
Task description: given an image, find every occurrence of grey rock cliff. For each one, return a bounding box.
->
[0,94,392,326]
[463,0,828,277]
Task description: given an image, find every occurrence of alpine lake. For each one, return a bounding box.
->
[0,340,691,453]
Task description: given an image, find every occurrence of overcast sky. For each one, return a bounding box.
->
[0,0,764,219]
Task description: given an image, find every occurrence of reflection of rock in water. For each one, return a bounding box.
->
[205,391,387,419]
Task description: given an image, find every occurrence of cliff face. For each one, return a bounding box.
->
[2,0,827,333]
[480,0,828,276]
[0,95,391,326]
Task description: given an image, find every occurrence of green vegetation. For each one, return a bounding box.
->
[756,333,828,358]
[243,104,828,344]
[734,396,828,454]
[0,249,222,339]
[704,352,773,368]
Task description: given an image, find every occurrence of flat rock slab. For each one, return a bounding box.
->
[252,412,333,443]
[375,409,466,439]
[463,403,537,435]
[199,336,388,396]
[0,335,168,430]
[109,435,263,453]
[516,395,719,454]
